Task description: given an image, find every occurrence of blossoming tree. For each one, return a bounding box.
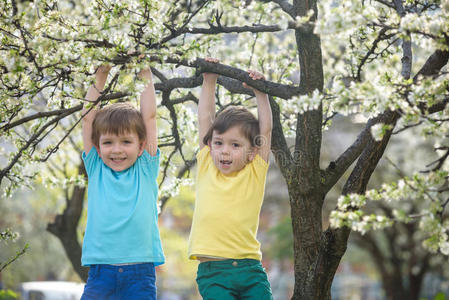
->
[1,0,448,298]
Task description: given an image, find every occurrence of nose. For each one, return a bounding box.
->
[221,144,230,154]
[111,143,122,153]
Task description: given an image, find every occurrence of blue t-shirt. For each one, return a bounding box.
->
[81,147,165,266]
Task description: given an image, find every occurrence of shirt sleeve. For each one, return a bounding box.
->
[82,147,100,177]
[196,146,211,176]
[139,148,160,179]
[251,154,269,182]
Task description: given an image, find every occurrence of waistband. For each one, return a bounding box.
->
[199,259,260,271]
[90,262,154,275]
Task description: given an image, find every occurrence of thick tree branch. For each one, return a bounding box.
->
[155,76,202,92]
[268,96,292,177]
[195,58,304,99]
[186,21,313,35]
[321,109,399,300]
[259,0,296,18]
[414,49,449,78]
[323,118,376,193]
[342,110,398,195]
[393,0,413,79]
[325,46,449,192]
[374,0,395,8]
[414,48,449,113]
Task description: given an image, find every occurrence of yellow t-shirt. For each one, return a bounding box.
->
[188,146,269,261]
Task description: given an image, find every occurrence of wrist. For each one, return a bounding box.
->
[93,83,105,92]
[94,77,108,88]
[254,90,267,97]
[203,77,217,84]
[142,75,152,82]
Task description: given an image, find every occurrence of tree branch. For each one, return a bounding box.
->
[414,49,449,78]
[160,159,197,210]
[195,58,304,99]
[1,92,127,132]
[47,159,88,281]
[259,0,296,18]
[186,21,313,35]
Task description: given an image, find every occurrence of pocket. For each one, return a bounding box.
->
[81,267,105,300]
[196,266,226,294]
[87,266,97,281]
[139,274,157,297]
[143,269,156,282]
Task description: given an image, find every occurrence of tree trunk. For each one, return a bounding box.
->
[47,162,88,282]
[285,107,399,299]
[289,192,350,299]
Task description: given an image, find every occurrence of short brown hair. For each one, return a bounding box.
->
[203,106,260,147]
[91,103,146,147]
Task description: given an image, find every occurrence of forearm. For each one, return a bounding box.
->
[139,68,158,153]
[82,66,110,153]
[83,71,109,119]
[198,78,216,124]
[140,76,157,122]
[255,91,272,136]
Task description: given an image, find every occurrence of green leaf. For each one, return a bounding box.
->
[0,289,19,300]
[434,292,446,300]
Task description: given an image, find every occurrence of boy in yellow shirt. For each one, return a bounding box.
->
[188,58,273,299]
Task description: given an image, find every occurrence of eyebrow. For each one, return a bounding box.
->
[213,136,244,143]
[100,134,135,141]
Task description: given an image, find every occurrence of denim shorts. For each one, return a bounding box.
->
[81,263,156,300]
[196,259,273,300]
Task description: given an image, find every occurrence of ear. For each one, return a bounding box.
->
[207,140,212,148]
[138,140,145,156]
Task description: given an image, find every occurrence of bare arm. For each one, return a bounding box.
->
[139,67,158,156]
[82,65,111,154]
[198,58,219,149]
[244,70,272,162]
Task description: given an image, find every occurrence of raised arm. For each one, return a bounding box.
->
[198,57,219,149]
[82,65,111,154]
[138,67,158,156]
[245,70,272,162]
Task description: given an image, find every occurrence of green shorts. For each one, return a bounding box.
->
[196,259,273,300]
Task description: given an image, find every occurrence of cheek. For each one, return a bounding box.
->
[210,150,220,162]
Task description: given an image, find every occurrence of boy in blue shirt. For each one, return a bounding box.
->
[80,65,164,300]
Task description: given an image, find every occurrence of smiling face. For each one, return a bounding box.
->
[210,126,256,175]
[97,131,144,172]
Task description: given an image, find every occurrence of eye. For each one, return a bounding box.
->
[232,143,240,147]
[123,140,132,144]
[213,141,222,145]
[102,141,111,145]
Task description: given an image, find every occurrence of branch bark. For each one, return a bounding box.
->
[195,58,305,99]
[47,160,88,282]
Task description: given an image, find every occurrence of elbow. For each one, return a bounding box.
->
[142,109,157,120]
[144,115,156,124]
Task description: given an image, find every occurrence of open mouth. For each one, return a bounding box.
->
[220,160,232,166]
[110,157,126,162]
